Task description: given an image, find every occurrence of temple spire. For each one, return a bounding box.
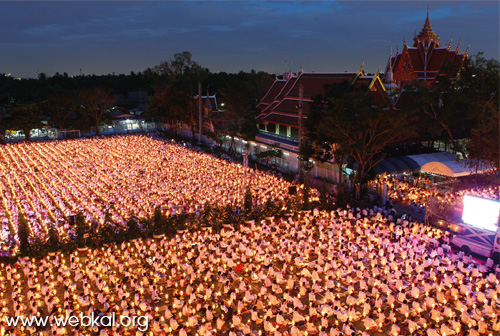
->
[414,9,439,46]
[383,46,398,100]
[389,46,393,71]
[390,8,467,89]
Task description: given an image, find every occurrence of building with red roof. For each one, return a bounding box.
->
[256,69,387,147]
[383,11,467,91]
[200,94,220,115]
[245,11,468,179]
[248,69,387,177]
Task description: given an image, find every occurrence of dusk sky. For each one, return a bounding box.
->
[1,1,498,79]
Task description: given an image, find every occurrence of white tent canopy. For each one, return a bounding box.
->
[407,152,490,177]
[421,161,470,177]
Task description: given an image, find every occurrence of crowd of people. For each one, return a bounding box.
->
[0,135,499,335]
[436,186,500,206]
[0,135,292,252]
[385,177,500,213]
[385,180,430,213]
[0,208,499,335]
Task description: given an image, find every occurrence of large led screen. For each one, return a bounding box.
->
[462,195,500,232]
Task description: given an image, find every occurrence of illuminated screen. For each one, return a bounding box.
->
[462,195,500,232]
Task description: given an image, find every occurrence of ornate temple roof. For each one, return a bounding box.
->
[384,11,466,89]
[414,10,440,47]
[256,70,387,127]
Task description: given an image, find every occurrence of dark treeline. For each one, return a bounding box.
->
[0,51,274,138]
[0,70,272,107]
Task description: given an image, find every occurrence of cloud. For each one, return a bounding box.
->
[0,1,497,78]
[24,23,64,36]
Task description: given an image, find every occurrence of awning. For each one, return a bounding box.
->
[112,114,143,120]
[351,152,491,177]
[420,160,490,177]
[407,152,457,167]
[408,152,489,177]
[375,156,420,174]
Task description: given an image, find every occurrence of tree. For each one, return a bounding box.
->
[415,52,499,171]
[151,84,188,133]
[0,109,6,143]
[153,51,205,81]
[201,203,213,227]
[303,175,310,210]
[307,82,354,185]
[126,214,141,240]
[413,80,467,156]
[211,70,270,151]
[255,143,283,168]
[307,140,348,185]
[18,213,30,256]
[75,212,87,248]
[219,87,253,153]
[152,206,166,235]
[308,82,414,187]
[42,91,76,130]
[297,138,315,176]
[221,204,233,224]
[46,221,60,252]
[79,88,116,135]
[465,101,499,171]
[263,198,276,217]
[243,186,253,214]
[176,211,187,230]
[456,53,499,171]
[6,103,44,140]
[151,52,208,141]
[239,112,259,143]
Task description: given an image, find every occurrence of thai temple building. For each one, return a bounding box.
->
[245,10,469,180]
[383,10,468,92]
[249,68,387,179]
[256,69,386,149]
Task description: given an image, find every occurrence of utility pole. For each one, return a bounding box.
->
[198,82,202,144]
[298,84,304,149]
[297,84,305,177]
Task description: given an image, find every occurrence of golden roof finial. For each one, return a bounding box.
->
[447,37,453,50]
[359,59,365,74]
[455,40,461,53]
